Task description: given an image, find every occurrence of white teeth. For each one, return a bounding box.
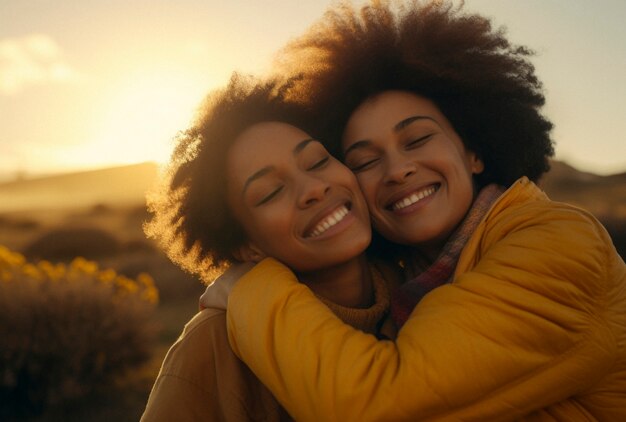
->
[392,187,436,211]
[308,206,349,237]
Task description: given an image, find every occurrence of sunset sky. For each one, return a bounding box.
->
[1,0,625,182]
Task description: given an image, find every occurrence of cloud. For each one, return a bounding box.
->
[0,34,80,95]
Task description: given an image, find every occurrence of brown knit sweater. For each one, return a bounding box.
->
[318,263,398,338]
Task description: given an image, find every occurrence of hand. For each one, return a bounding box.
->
[199,261,255,311]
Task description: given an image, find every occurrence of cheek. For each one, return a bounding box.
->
[242,207,292,248]
[257,210,292,235]
[461,180,476,209]
[448,173,476,224]
[355,174,380,209]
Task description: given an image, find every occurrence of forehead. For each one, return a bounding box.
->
[343,91,445,140]
[234,120,308,147]
[227,121,311,180]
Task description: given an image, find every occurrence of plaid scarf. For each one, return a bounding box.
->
[390,184,505,328]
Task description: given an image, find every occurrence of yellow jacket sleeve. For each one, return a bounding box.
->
[226,203,622,421]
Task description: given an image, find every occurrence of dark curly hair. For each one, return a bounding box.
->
[145,74,311,279]
[280,0,555,188]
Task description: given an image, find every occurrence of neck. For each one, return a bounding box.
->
[297,255,373,308]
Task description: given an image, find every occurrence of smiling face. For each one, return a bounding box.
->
[342,91,484,259]
[226,121,371,273]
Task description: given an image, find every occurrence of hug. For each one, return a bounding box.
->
[144,2,626,421]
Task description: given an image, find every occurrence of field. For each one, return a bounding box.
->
[0,164,205,420]
[0,161,624,420]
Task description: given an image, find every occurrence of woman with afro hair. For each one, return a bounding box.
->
[209,1,626,420]
[141,74,401,421]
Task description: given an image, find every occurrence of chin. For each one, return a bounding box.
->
[333,240,371,264]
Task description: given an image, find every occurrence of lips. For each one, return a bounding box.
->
[304,203,351,238]
[386,183,439,211]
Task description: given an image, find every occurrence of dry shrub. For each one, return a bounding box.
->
[23,227,120,261]
[0,246,159,419]
[89,203,114,215]
[0,215,40,231]
[122,238,156,254]
[126,204,150,223]
[112,252,204,304]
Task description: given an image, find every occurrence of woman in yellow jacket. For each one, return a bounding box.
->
[209,2,626,420]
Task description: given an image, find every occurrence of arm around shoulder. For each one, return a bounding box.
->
[226,208,623,421]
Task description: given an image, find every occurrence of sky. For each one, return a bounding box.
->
[1,0,625,182]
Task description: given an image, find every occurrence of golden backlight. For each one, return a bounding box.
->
[60,68,214,169]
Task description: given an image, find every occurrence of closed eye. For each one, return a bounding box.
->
[307,156,329,170]
[255,186,284,206]
[350,158,379,172]
[406,134,434,148]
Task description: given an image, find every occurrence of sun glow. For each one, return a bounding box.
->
[55,67,217,170]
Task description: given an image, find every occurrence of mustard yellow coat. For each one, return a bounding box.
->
[226,178,626,421]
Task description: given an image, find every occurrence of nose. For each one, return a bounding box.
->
[297,174,331,208]
[383,152,417,185]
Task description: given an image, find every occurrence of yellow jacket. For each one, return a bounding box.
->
[226,178,626,421]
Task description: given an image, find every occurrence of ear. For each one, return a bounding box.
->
[232,241,267,263]
[469,152,485,175]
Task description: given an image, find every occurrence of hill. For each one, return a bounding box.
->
[0,162,159,212]
[540,160,626,222]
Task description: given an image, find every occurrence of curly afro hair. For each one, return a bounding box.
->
[145,74,311,279]
[280,0,555,188]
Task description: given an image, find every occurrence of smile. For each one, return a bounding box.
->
[306,205,350,238]
[391,185,437,211]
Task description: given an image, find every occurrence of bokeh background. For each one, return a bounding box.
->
[1,0,625,420]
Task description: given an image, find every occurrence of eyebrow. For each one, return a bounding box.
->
[344,115,435,157]
[242,166,275,195]
[242,138,316,195]
[293,138,316,155]
[394,115,435,131]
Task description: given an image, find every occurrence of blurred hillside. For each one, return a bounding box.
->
[0,162,159,212]
[540,161,626,216]
[539,161,626,258]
